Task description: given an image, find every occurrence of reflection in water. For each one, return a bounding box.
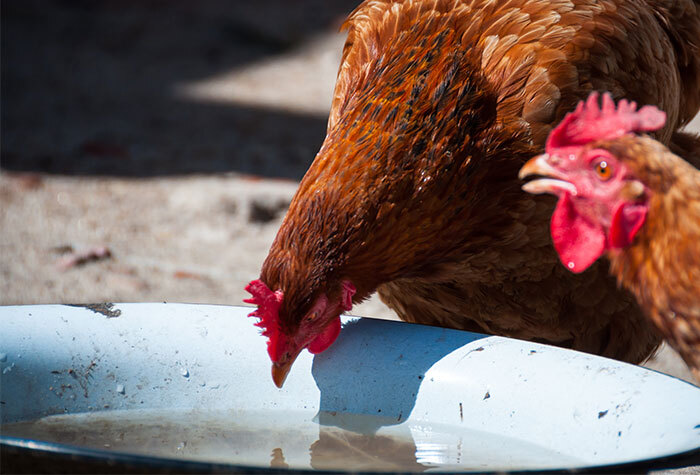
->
[2,408,582,471]
[269,447,289,469]
[2,408,426,471]
[310,424,425,472]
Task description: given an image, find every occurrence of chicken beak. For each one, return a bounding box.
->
[271,357,295,388]
[519,154,578,196]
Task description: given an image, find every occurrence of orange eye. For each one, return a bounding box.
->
[594,160,612,180]
[305,312,318,323]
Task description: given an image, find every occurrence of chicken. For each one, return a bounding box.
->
[245,0,700,387]
[519,92,700,381]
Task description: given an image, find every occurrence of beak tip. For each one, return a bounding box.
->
[518,154,546,181]
[271,361,293,388]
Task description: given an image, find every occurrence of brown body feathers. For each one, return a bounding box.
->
[259,0,700,364]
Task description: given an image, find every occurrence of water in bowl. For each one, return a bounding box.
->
[2,408,582,471]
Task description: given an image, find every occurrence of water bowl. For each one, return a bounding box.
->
[1,303,699,473]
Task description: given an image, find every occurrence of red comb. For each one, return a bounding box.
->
[244,279,283,352]
[546,92,667,152]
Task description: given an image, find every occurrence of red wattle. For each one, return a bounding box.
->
[550,194,606,274]
[307,316,341,354]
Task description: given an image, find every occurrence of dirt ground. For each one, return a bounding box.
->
[2,3,699,471]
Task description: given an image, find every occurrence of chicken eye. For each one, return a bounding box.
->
[594,160,612,180]
[305,312,318,323]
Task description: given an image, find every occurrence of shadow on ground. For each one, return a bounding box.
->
[1,0,357,179]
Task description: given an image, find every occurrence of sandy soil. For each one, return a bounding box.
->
[1,3,699,471]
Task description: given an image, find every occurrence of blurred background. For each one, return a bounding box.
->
[0,0,394,313]
[1,1,697,382]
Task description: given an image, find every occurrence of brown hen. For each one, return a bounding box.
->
[520,93,700,381]
[246,0,700,386]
